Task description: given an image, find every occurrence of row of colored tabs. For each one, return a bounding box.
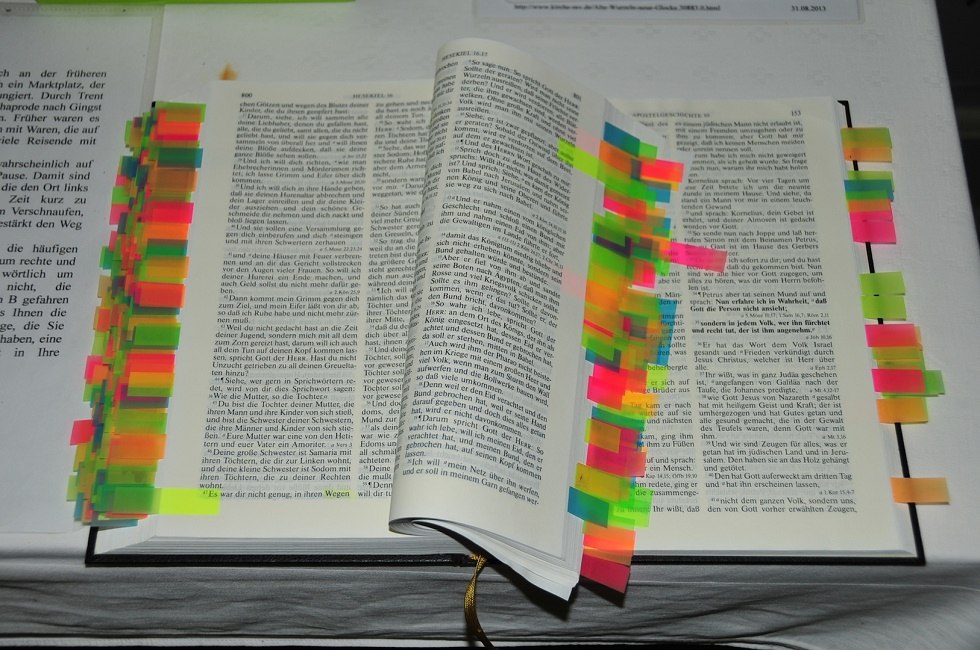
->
[842,127,949,505]
[842,128,897,244]
[562,123,726,592]
[68,103,218,526]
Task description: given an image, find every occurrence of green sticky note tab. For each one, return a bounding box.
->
[859,271,906,295]
[646,365,669,391]
[592,405,646,431]
[132,323,181,348]
[115,408,168,434]
[105,486,157,513]
[861,294,907,320]
[590,242,630,275]
[153,147,204,168]
[847,169,895,190]
[922,370,945,395]
[607,486,654,529]
[111,185,131,205]
[156,488,221,515]
[841,127,892,148]
[105,465,158,486]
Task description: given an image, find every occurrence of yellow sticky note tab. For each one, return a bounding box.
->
[587,418,624,451]
[890,477,949,504]
[575,464,631,502]
[841,127,893,162]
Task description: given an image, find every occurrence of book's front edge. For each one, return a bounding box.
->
[85,526,474,567]
[630,550,923,566]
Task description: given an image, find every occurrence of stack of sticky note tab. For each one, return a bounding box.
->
[842,128,897,244]
[841,126,949,505]
[68,103,218,526]
[560,123,726,591]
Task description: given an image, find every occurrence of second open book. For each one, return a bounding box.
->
[92,39,918,599]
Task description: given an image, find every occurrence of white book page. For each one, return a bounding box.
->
[386,39,606,561]
[150,80,433,541]
[616,97,914,555]
[387,40,664,594]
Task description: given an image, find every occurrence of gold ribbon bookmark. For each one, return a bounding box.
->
[464,553,494,648]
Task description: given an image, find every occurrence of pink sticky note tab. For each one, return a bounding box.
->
[145,201,194,224]
[580,552,631,592]
[872,368,926,393]
[667,242,727,272]
[109,203,128,226]
[70,419,95,445]
[850,209,894,222]
[865,323,920,348]
[587,444,647,477]
[850,217,897,244]
[587,377,624,409]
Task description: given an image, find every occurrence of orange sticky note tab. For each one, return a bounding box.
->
[639,158,684,184]
[107,434,167,462]
[890,477,949,504]
[134,282,185,309]
[843,147,893,162]
[877,397,928,423]
[583,521,636,552]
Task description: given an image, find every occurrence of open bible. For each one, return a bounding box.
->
[85,39,920,600]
